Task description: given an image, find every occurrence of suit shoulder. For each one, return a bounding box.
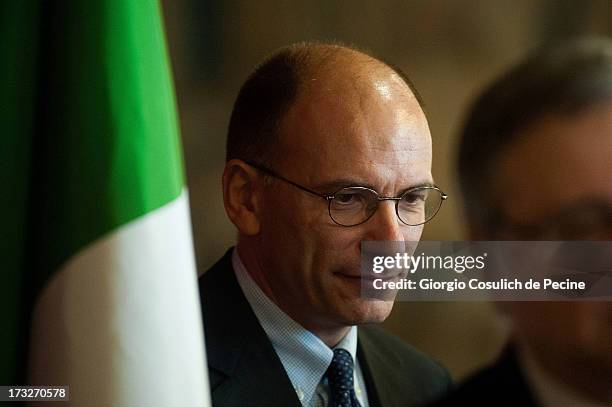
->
[360,324,447,371]
[359,325,452,395]
[198,249,234,297]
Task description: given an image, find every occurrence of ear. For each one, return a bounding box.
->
[222,159,263,236]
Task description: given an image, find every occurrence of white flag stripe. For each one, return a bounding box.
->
[29,190,209,406]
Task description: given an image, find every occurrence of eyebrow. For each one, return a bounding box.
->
[313,179,437,195]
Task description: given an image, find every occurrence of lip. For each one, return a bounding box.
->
[334,272,404,282]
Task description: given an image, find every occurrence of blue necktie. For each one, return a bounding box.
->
[327,348,360,407]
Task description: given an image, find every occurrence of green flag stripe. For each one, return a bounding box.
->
[0,0,40,386]
[29,0,184,287]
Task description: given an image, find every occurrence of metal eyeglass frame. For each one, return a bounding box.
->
[245,160,448,227]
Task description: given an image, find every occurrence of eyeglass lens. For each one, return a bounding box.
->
[329,187,443,226]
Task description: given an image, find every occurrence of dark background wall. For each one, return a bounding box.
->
[161,0,612,379]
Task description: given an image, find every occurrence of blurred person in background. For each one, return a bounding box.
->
[198,42,451,407]
[434,38,612,406]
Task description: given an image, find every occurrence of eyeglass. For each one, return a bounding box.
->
[245,161,448,227]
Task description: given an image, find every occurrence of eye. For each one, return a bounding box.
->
[331,189,372,212]
[335,192,362,205]
[402,189,428,204]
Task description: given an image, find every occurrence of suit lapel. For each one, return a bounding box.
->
[358,326,438,407]
[199,250,301,407]
[358,327,399,407]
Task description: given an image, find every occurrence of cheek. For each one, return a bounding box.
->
[309,225,425,270]
[261,193,312,244]
[402,225,424,241]
[300,227,367,275]
[261,203,357,267]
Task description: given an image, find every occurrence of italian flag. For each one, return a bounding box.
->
[1,0,210,405]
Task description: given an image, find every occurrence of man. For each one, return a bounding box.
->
[199,42,451,407]
[435,38,612,406]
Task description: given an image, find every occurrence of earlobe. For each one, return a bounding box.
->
[222,160,262,235]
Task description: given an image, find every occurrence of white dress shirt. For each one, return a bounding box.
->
[232,249,369,407]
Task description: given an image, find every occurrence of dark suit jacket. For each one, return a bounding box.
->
[430,347,537,407]
[199,249,451,407]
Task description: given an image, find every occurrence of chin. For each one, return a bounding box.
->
[344,298,395,325]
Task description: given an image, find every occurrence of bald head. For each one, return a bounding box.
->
[226,42,423,164]
[222,42,432,339]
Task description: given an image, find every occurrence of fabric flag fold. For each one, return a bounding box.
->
[1,0,210,405]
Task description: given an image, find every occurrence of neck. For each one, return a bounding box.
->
[236,240,351,348]
[304,325,351,348]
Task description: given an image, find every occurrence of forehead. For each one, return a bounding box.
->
[494,103,612,220]
[274,66,432,187]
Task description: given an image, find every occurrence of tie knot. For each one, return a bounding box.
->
[328,348,354,391]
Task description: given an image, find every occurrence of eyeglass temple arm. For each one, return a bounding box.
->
[246,161,449,202]
[245,161,332,200]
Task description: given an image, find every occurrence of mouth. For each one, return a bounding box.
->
[333,272,403,301]
[332,273,375,290]
[333,271,405,283]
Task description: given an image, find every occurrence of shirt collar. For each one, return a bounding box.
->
[232,248,358,406]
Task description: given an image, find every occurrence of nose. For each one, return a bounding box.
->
[364,201,406,241]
